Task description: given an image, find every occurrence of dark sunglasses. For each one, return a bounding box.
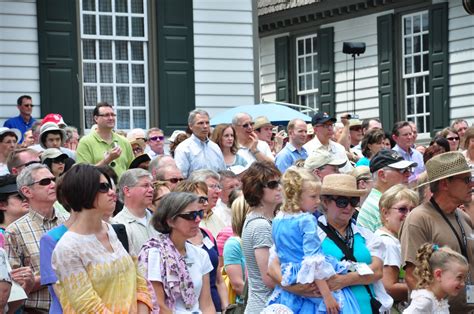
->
[176,209,204,221]
[239,122,254,129]
[98,182,112,193]
[198,196,208,204]
[149,136,165,142]
[23,104,33,107]
[386,167,413,175]
[52,157,66,164]
[391,206,412,215]
[446,136,459,141]
[17,160,40,169]
[329,196,360,208]
[263,180,281,189]
[28,177,55,186]
[166,177,184,184]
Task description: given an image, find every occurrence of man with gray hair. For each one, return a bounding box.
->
[5,163,68,312]
[174,109,226,178]
[189,169,225,236]
[112,168,158,256]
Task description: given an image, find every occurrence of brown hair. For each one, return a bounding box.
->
[361,128,385,158]
[281,167,320,213]
[211,124,239,154]
[463,126,474,149]
[241,161,281,207]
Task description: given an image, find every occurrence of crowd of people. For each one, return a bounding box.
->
[0,94,473,313]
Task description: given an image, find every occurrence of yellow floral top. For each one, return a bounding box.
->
[52,223,153,313]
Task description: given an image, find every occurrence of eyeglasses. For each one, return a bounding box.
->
[386,167,413,175]
[98,182,112,193]
[237,122,254,129]
[23,104,33,108]
[132,183,155,190]
[391,206,413,215]
[149,136,165,142]
[450,176,473,184]
[198,196,208,204]
[176,209,204,221]
[263,180,281,189]
[97,113,117,118]
[329,196,360,208]
[28,177,55,186]
[208,184,223,190]
[446,137,460,141]
[166,177,184,184]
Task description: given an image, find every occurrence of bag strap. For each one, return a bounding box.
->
[317,221,377,301]
[111,223,129,253]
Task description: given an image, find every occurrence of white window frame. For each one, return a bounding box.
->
[295,34,318,110]
[402,11,429,137]
[80,0,149,131]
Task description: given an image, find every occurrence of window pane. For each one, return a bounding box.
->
[305,56,312,72]
[422,54,429,72]
[116,41,128,60]
[132,17,144,37]
[115,0,127,12]
[425,76,429,92]
[84,109,95,129]
[83,40,96,59]
[83,63,97,83]
[413,15,421,33]
[417,116,425,133]
[133,87,145,107]
[406,78,413,95]
[83,15,96,35]
[100,86,114,104]
[131,42,144,60]
[404,37,412,54]
[407,98,414,115]
[117,110,130,129]
[416,97,424,114]
[117,87,130,106]
[99,40,112,59]
[116,64,129,83]
[405,57,412,74]
[116,16,128,36]
[306,74,312,90]
[298,40,304,55]
[84,86,97,107]
[99,15,112,35]
[298,76,304,92]
[422,13,429,31]
[100,63,113,83]
[313,73,318,89]
[414,55,421,72]
[131,0,144,13]
[83,0,95,11]
[404,17,412,35]
[133,110,146,128]
[298,58,304,73]
[313,55,317,71]
[99,0,112,12]
[422,34,428,52]
[416,76,424,94]
[305,38,311,54]
[132,64,144,83]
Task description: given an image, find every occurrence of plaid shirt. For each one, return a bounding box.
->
[5,208,68,312]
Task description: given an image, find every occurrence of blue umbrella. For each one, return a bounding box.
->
[210,103,312,126]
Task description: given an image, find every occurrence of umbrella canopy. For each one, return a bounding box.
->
[210,103,312,126]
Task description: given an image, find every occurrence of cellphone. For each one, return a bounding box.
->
[112,142,118,148]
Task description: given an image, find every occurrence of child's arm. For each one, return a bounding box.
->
[315,279,339,314]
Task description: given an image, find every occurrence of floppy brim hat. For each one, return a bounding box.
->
[39,122,66,149]
[351,166,371,181]
[129,154,151,169]
[0,127,21,141]
[304,151,347,170]
[416,151,472,187]
[321,174,367,197]
[41,148,68,163]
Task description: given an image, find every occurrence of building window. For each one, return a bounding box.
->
[296,34,318,109]
[402,11,429,134]
[80,0,149,130]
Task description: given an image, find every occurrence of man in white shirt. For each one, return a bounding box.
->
[303,112,353,173]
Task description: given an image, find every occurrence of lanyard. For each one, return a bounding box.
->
[326,223,354,249]
[430,198,469,261]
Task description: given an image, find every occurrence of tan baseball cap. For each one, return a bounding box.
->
[304,150,347,170]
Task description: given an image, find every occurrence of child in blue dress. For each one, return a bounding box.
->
[268,167,360,314]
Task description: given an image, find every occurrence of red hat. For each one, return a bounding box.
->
[41,113,67,128]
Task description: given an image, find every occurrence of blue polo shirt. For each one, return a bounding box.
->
[275,142,308,173]
[3,115,36,143]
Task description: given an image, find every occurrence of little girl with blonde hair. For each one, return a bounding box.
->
[403,243,469,313]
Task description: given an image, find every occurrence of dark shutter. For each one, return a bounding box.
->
[377,14,395,130]
[37,0,80,131]
[157,0,195,134]
[275,36,290,102]
[316,27,335,116]
[428,3,449,135]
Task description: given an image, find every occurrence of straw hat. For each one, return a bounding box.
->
[253,116,273,130]
[351,166,371,181]
[419,151,472,186]
[321,174,367,197]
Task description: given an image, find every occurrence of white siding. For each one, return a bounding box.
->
[448,0,474,125]
[193,0,256,118]
[0,0,40,125]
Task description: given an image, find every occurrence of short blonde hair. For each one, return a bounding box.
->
[281,167,320,213]
[231,195,250,237]
[379,184,419,213]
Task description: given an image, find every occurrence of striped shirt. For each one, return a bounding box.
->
[356,188,383,232]
[5,208,68,312]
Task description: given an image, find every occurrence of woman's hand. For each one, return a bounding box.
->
[326,274,347,291]
[283,283,321,298]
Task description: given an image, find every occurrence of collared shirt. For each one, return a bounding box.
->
[111,206,159,256]
[356,188,383,232]
[213,199,231,227]
[392,144,425,182]
[174,134,226,178]
[275,142,308,173]
[236,140,274,166]
[303,136,354,173]
[200,209,226,237]
[3,115,36,143]
[76,130,134,177]
[5,208,68,311]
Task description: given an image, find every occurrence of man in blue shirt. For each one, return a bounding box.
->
[275,118,308,173]
[3,95,36,143]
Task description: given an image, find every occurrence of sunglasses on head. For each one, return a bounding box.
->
[166,177,184,184]
[176,209,204,221]
[98,182,112,193]
[391,206,412,215]
[263,180,281,189]
[149,136,165,142]
[198,196,208,204]
[28,177,55,186]
[329,196,360,208]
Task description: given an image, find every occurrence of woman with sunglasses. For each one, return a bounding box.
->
[438,127,460,152]
[51,164,153,313]
[211,124,248,172]
[317,174,393,313]
[41,148,70,178]
[374,184,419,313]
[138,192,216,313]
[241,161,282,313]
